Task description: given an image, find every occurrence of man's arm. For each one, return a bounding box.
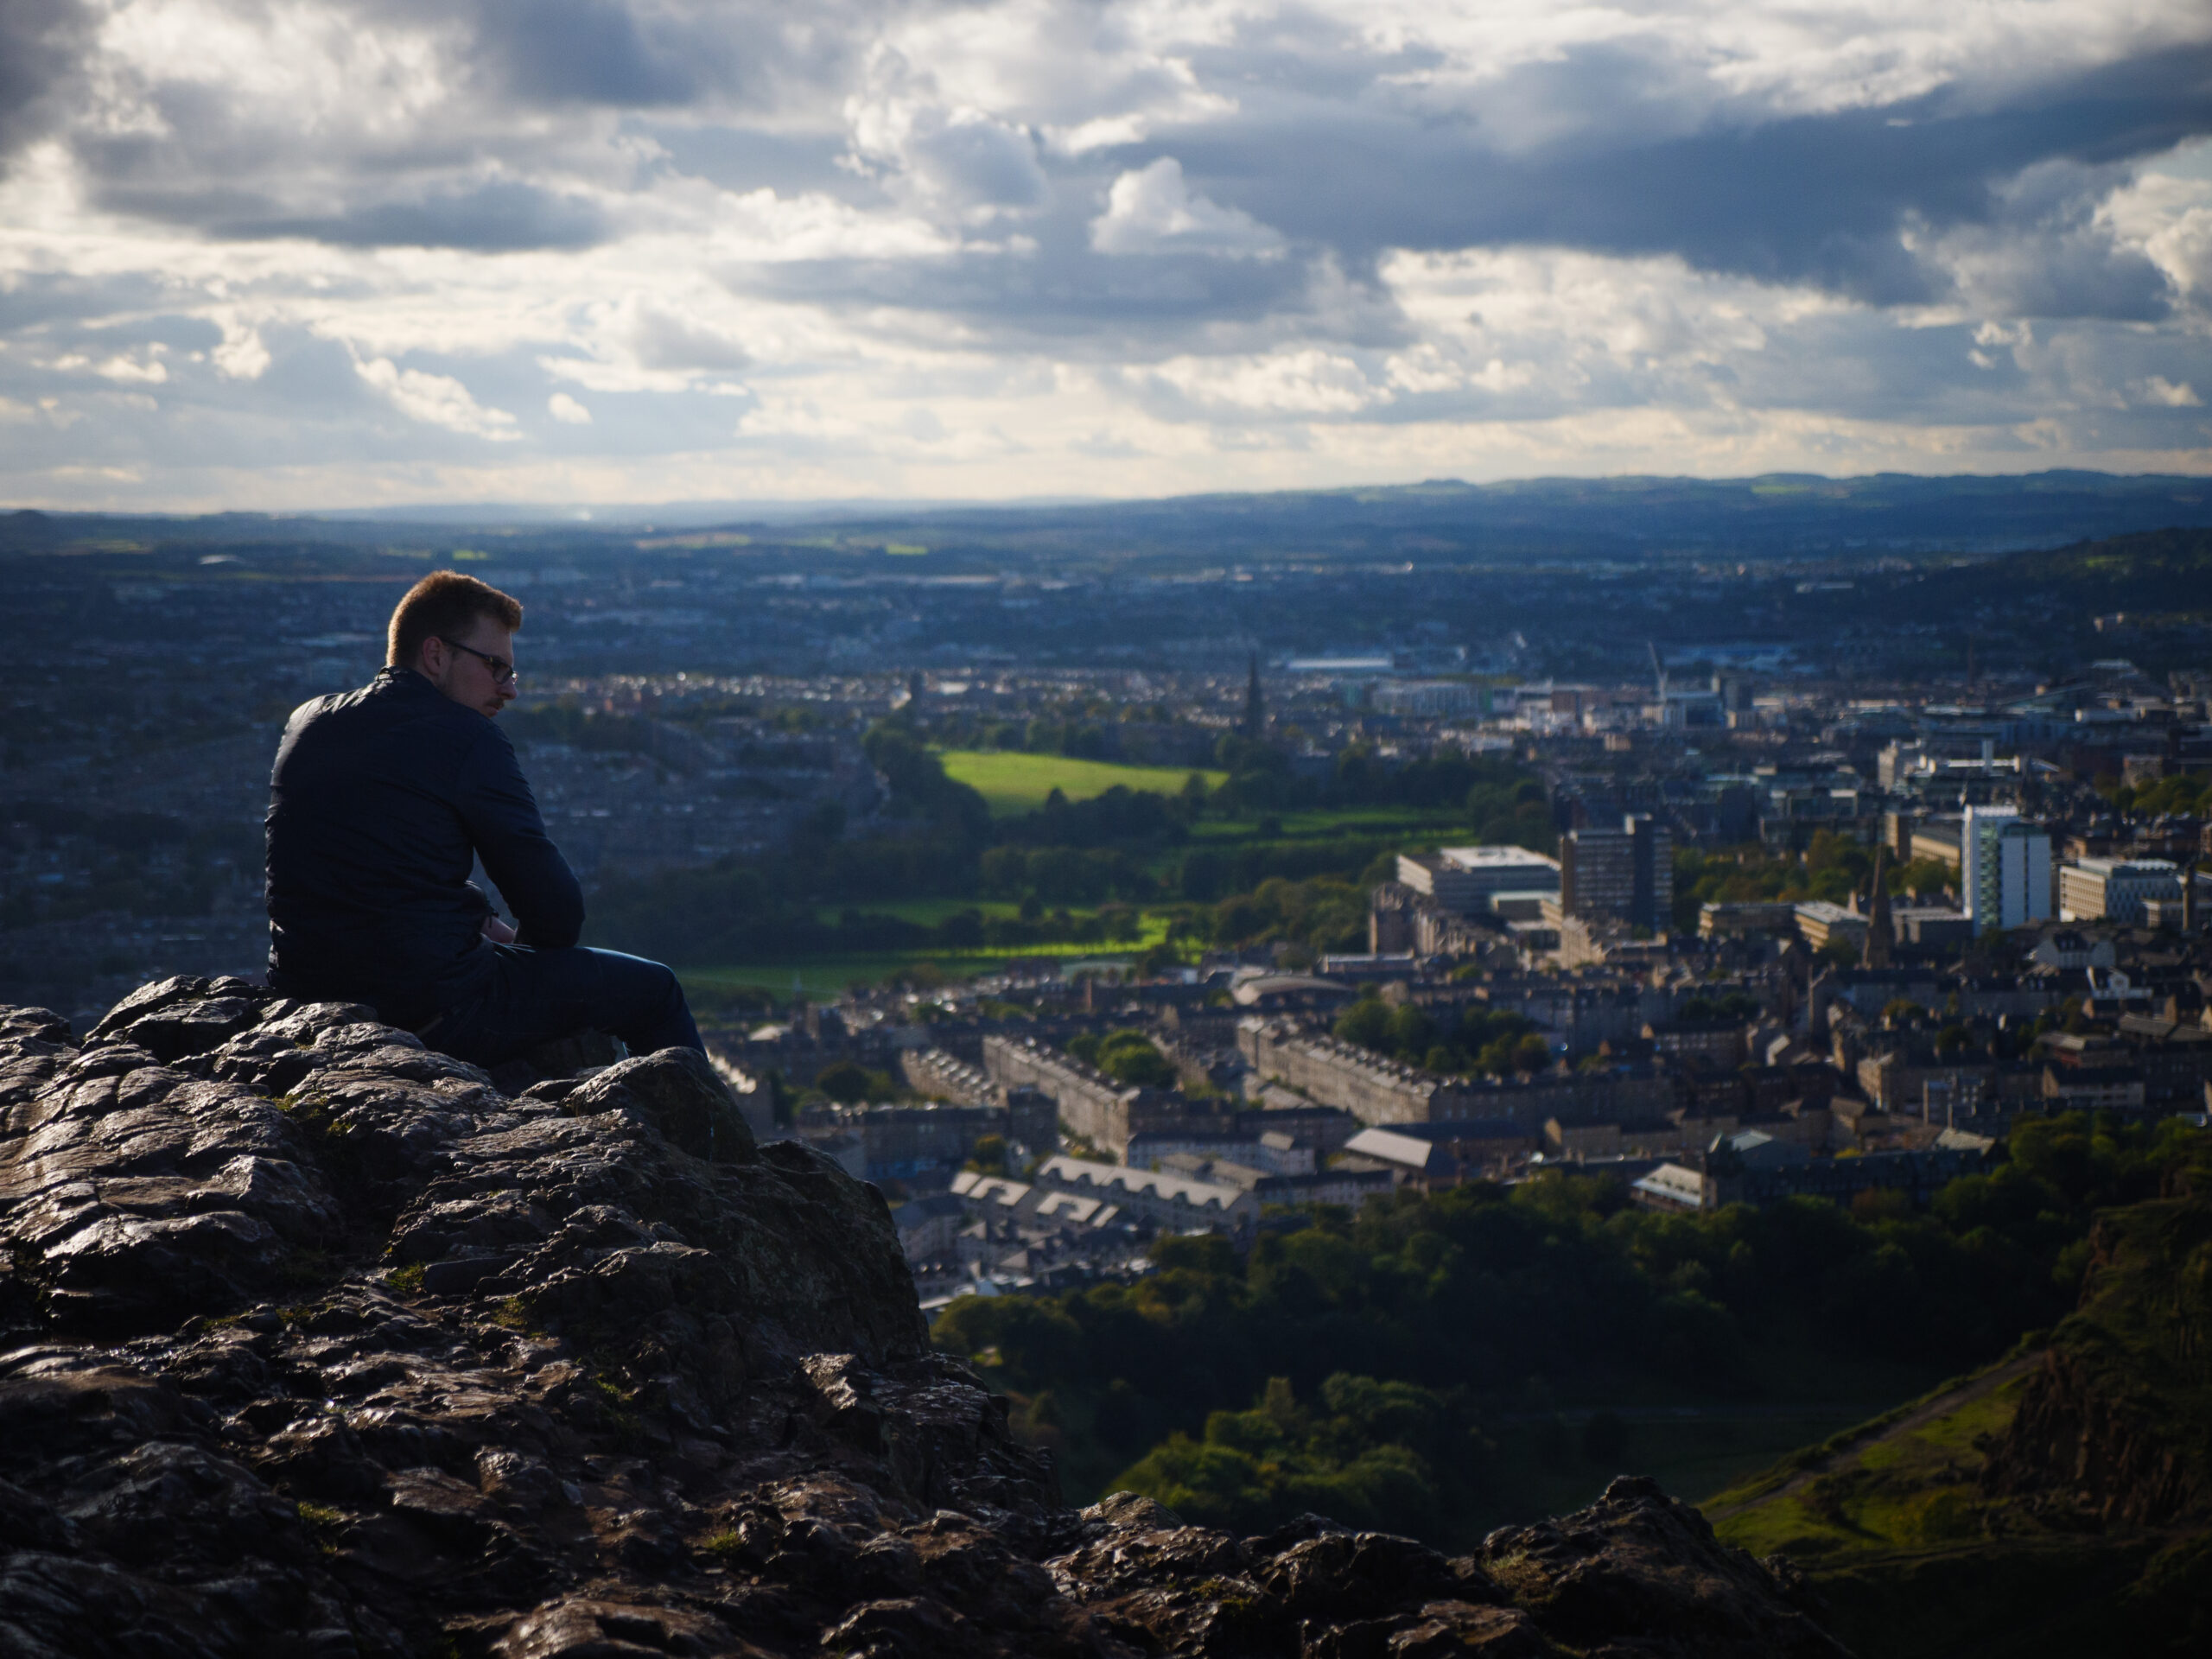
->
[456,728,585,948]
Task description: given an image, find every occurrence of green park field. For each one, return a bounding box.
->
[936,749,1224,817]
[681,899,1176,1000]
[671,753,1481,995]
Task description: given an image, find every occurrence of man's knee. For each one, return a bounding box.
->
[611,950,682,1005]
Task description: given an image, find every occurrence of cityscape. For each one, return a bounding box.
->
[8,436,2212,1659]
[6,486,2209,1287]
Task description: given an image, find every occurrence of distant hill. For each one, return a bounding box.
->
[710,471,2212,565]
[7,471,2212,566]
[1707,1190,2212,1659]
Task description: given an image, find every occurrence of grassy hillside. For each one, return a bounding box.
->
[936,749,1224,816]
[1708,1192,2212,1659]
[1911,524,2212,617]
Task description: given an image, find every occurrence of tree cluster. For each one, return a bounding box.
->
[933,1116,2212,1543]
[1332,989,1545,1077]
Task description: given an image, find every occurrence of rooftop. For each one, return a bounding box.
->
[1440,846,1563,872]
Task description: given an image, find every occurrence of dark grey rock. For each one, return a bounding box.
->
[0,988,1854,1658]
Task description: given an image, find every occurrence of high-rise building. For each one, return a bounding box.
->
[1561,816,1672,931]
[1961,805,2051,932]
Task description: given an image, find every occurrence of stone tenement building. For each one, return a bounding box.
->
[1243,1016,1675,1133]
[798,1101,1010,1184]
[1237,1017,1480,1125]
[982,1034,1203,1155]
[899,1045,995,1104]
[899,1046,1059,1149]
[1464,1065,1679,1134]
[1368,882,1511,957]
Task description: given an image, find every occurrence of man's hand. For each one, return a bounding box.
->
[482,916,518,944]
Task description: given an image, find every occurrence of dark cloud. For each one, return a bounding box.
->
[0,0,92,161]
[730,231,1324,346]
[474,0,704,105]
[224,183,613,252]
[1164,41,2212,312]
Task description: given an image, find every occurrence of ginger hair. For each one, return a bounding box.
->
[386,570,524,668]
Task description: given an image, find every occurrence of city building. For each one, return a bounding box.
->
[2058,857,2182,924]
[1338,1120,1535,1187]
[890,1193,966,1263]
[1372,680,1482,718]
[798,1102,1014,1185]
[1794,901,1871,954]
[1698,901,1799,940]
[1032,1155,1259,1238]
[1892,906,1973,949]
[1961,806,2052,932]
[1237,1018,1481,1125]
[1394,846,1560,914]
[982,1035,1202,1156]
[1910,819,1963,871]
[1560,816,1671,931]
[1630,1146,1989,1212]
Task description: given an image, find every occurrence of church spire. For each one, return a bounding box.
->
[1864,843,1895,969]
[1241,652,1265,740]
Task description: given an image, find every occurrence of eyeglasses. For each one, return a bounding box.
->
[438,638,516,684]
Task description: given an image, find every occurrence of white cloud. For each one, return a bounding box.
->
[353,355,520,441]
[1148,348,1378,413]
[92,351,168,384]
[210,316,270,380]
[1090,157,1283,257]
[0,0,2206,506]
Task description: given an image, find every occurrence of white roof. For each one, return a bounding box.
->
[1631,1163,1707,1206]
[1037,1154,1249,1212]
[1032,1192,1122,1227]
[950,1171,1031,1208]
[1793,900,1864,923]
[1342,1127,1448,1171]
[1440,846,1561,872]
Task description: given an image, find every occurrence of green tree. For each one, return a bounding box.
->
[1334,991,1392,1052]
[818,1065,875,1106]
[1096,1030,1177,1089]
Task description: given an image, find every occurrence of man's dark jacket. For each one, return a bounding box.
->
[265,668,583,1028]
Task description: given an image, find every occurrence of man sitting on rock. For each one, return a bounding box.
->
[264,569,702,1070]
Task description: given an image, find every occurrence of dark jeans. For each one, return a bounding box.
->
[423,944,702,1070]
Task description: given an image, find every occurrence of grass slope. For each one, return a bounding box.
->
[682,906,1175,995]
[937,749,1224,817]
[1707,1195,2212,1659]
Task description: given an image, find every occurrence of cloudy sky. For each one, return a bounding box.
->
[2,0,2209,511]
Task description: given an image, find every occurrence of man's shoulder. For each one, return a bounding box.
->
[282,671,485,758]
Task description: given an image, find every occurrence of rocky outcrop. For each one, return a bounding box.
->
[1981,1198,2212,1529]
[0,977,1851,1657]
